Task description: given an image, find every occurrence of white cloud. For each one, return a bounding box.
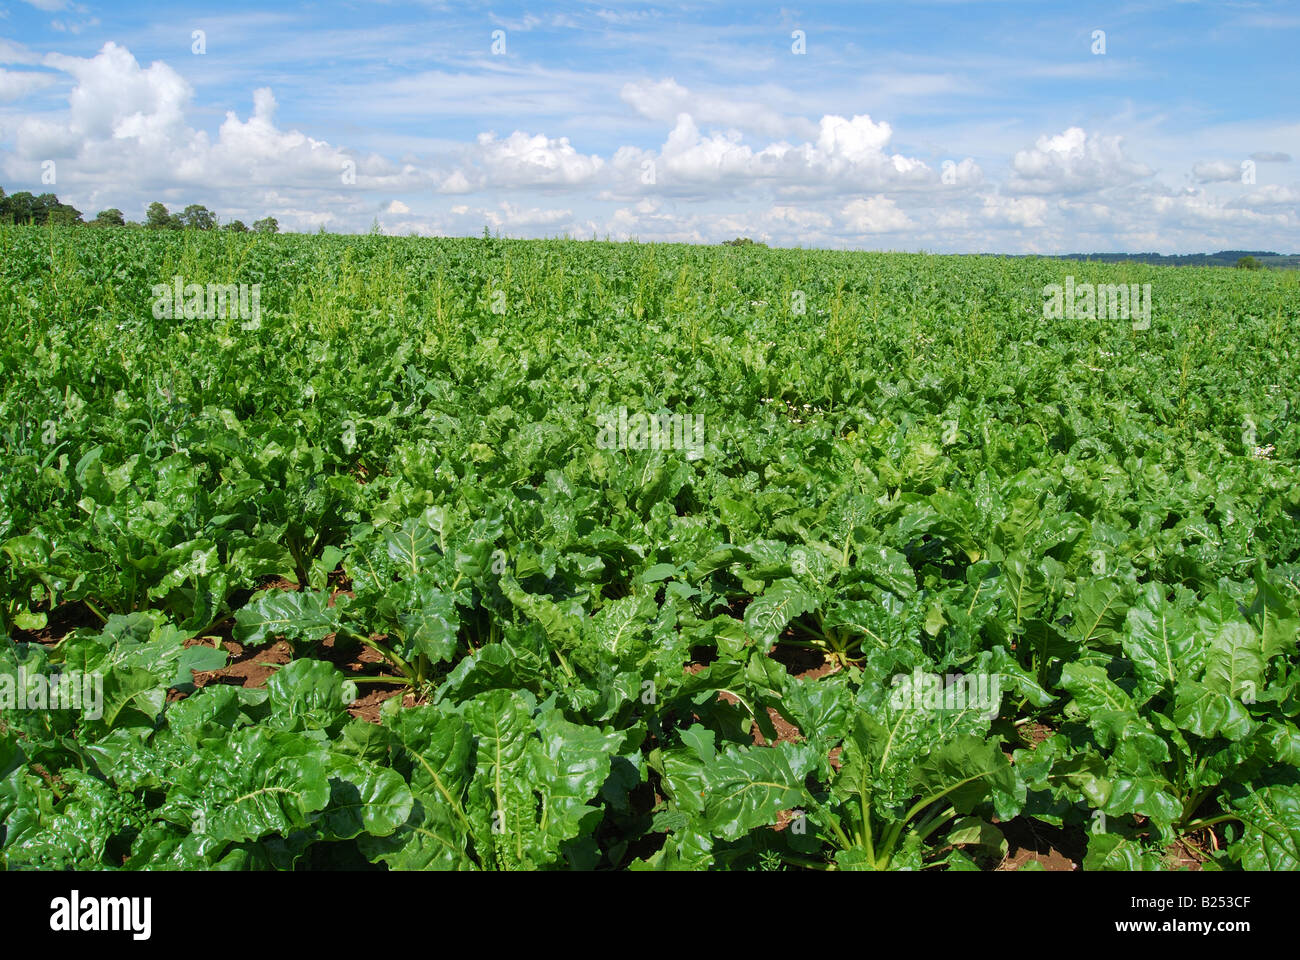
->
[50,16,99,34]
[1191,160,1241,183]
[841,195,911,233]
[1,42,406,230]
[0,38,43,65]
[936,209,968,229]
[1149,190,1294,227]
[648,111,941,196]
[385,201,577,237]
[660,113,757,182]
[620,78,812,139]
[486,201,572,227]
[1010,127,1152,194]
[28,42,191,149]
[436,130,605,192]
[2,37,1288,252]
[981,194,1048,227]
[942,158,984,186]
[765,204,832,230]
[0,67,55,101]
[1231,184,1300,208]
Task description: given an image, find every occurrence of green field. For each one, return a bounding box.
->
[2,225,1297,870]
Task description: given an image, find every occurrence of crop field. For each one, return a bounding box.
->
[1,224,1297,871]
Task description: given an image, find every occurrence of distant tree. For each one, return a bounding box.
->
[91,208,126,227]
[34,193,60,222]
[3,191,38,224]
[146,202,178,230]
[252,216,279,234]
[1235,255,1262,270]
[180,204,217,230]
[46,201,82,225]
[222,219,249,232]
[723,237,766,247]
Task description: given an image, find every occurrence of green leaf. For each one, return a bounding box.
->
[1227,783,1300,871]
[266,657,351,733]
[743,578,816,646]
[698,743,809,841]
[1203,622,1265,701]
[318,755,414,841]
[233,589,339,647]
[165,727,332,846]
[1084,831,1163,870]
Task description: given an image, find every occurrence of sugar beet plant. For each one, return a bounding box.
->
[1,224,1298,870]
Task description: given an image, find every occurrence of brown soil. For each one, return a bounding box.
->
[346,687,417,723]
[314,632,411,721]
[191,638,294,689]
[183,625,412,721]
[771,807,801,832]
[1017,721,1054,748]
[995,818,1083,871]
[1165,833,1215,870]
[683,645,839,751]
[751,706,802,747]
[260,576,300,591]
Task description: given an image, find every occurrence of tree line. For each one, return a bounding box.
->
[0,186,279,234]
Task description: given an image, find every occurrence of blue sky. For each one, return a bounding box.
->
[1,0,1297,251]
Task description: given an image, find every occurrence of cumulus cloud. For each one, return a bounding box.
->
[981,194,1049,227]
[646,111,946,197]
[941,158,984,186]
[765,204,833,230]
[22,42,191,152]
[0,42,416,227]
[1191,160,1241,183]
[1226,183,1300,209]
[619,78,812,139]
[841,195,911,233]
[2,40,1286,251]
[397,200,575,235]
[0,42,411,229]
[0,67,55,101]
[436,130,604,192]
[1010,127,1151,194]
[659,113,759,182]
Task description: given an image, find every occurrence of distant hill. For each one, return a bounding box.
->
[1021,250,1300,269]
